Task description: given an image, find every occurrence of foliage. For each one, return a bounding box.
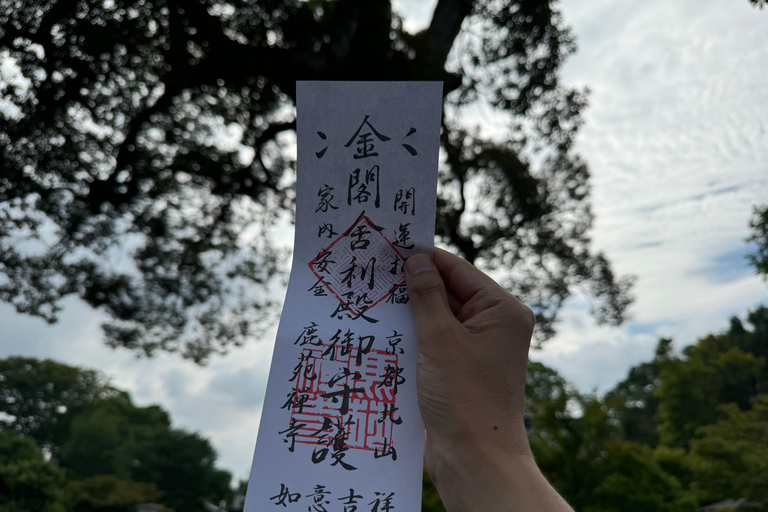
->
[603,303,768,509]
[61,475,162,512]
[0,357,232,512]
[57,395,231,512]
[684,396,768,506]
[0,430,65,512]
[0,0,632,361]
[603,338,672,447]
[526,363,695,512]
[0,356,119,451]
[128,428,232,512]
[747,204,768,280]
[655,308,768,448]
[57,395,171,480]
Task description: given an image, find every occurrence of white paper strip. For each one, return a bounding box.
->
[244,81,443,512]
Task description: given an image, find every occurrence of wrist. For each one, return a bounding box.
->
[425,429,572,512]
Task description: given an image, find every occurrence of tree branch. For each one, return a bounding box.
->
[423,0,475,68]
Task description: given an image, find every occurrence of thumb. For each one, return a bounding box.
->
[405,253,453,328]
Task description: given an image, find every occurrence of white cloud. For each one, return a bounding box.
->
[536,0,768,392]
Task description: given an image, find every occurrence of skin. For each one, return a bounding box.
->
[404,248,574,512]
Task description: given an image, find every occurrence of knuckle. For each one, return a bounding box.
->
[498,295,536,332]
[521,304,536,328]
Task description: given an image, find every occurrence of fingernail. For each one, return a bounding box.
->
[405,254,433,275]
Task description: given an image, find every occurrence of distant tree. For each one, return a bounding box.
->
[0,0,632,361]
[747,204,768,281]
[603,338,673,447]
[655,311,767,448]
[525,362,695,512]
[58,395,171,481]
[58,395,231,512]
[0,357,231,512]
[0,430,65,512]
[129,428,232,512]
[0,357,118,452]
[683,396,768,507]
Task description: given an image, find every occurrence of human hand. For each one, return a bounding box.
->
[405,248,572,512]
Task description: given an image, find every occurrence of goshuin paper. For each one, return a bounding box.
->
[244,81,442,512]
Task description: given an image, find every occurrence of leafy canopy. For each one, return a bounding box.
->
[0,357,232,512]
[0,0,633,361]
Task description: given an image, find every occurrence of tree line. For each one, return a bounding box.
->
[421,301,768,512]
[0,357,233,511]
[3,299,767,511]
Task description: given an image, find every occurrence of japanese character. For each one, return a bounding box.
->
[306,485,332,512]
[389,255,404,276]
[312,248,335,274]
[378,364,405,395]
[345,115,390,159]
[394,188,415,215]
[316,184,339,213]
[308,277,329,297]
[385,283,409,305]
[339,488,364,512]
[270,483,301,507]
[378,403,402,425]
[295,322,322,346]
[281,388,310,413]
[369,491,396,511]
[373,437,398,462]
[330,291,379,323]
[348,165,381,207]
[277,418,306,452]
[391,223,414,249]
[385,330,404,355]
[289,351,317,382]
[347,224,372,251]
[323,328,355,361]
[318,222,338,238]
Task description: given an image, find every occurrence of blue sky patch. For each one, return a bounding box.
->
[697,245,757,284]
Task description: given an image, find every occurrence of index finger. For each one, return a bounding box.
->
[432,247,506,304]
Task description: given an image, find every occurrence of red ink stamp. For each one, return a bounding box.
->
[308,212,406,318]
[289,345,399,454]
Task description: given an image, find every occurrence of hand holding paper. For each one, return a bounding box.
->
[405,248,574,512]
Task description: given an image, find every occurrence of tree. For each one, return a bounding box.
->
[0,0,632,362]
[0,357,119,451]
[655,311,767,448]
[0,357,232,512]
[683,396,768,507]
[57,395,171,481]
[747,204,768,281]
[603,338,673,447]
[0,430,65,512]
[58,396,231,512]
[524,363,695,512]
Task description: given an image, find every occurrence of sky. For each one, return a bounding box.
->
[2,0,768,482]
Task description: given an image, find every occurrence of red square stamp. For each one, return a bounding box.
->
[288,344,400,455]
